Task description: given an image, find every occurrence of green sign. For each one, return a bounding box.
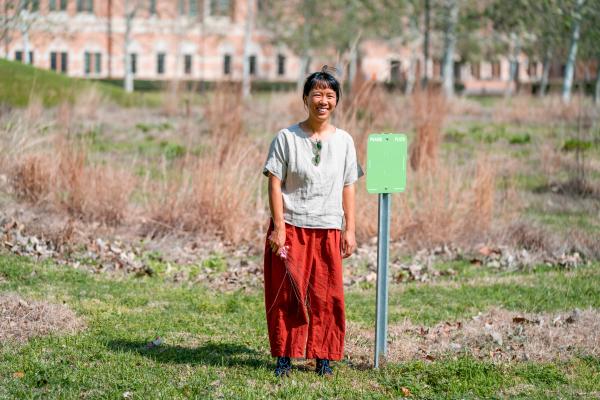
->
[366,133,407,194]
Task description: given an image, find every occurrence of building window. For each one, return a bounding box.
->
[61,52,68,73]
[470,62,481,79]
[184,54,192,75]
[179,0,198,16]
[390,60,401,82]
[77,0,93,13]
[277,54,286,76]
[15,51,34,64]
[249,55,256,75]
[454,61,462,80]
[49,0,67,11]
[433,60,441,79]
[85,52,102,75]
[157,53,166,75]
[528,61,538,79]
[149,0,157,15]
[223,54,231,75]
[84,52,91,74]
[51,51,68,73]
[21,0,39,12]
[130,53,137,74]
[189,0,198,15]
[210,0,230,16]
[491,61,501,79]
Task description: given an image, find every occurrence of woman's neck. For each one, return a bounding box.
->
[301,118,332,138]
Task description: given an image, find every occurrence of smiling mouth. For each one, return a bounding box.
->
[317,107,328,113]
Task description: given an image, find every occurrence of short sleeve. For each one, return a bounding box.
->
[343,135,364,186]
[262,131,288,181]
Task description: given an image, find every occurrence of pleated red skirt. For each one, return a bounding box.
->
[263,221,345,360]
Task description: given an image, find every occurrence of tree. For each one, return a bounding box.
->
[562,0,587,103]
[123,0,149,93]
[441,0,459,97]
[486,0,535,96]
[259,0,377,91]
[578,0,600,104]
[242,0,255,97]
[0,0,20,58]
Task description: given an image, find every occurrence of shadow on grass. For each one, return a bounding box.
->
[107,339,266,368]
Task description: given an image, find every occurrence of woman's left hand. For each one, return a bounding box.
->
[341,230,356,258]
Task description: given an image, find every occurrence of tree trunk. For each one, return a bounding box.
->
[123,6,134,93]
[505,32,521,97]
[422,0,430,88]
[297,54,311,92]
[296,3,312,93]
[539,49,552,97]
[347,31,362,94]
[241,0,254,98]
[405,14,420,95]
[348,47,357,93]
[19,9,31,65]
[562,0,586,104]
[107,0,113,78]
[594,58,600,105]
[441,0,458,97]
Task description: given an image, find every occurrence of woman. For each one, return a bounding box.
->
[262,67,363,377]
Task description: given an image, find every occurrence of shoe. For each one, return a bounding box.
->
[315,358,333,376]
[274,356,292,377]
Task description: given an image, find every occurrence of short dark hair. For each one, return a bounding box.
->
[302,71,341,103]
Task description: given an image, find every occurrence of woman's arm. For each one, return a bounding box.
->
[342,183,357,258]
[268,173,286,253]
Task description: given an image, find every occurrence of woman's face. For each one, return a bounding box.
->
[304,85,337,122]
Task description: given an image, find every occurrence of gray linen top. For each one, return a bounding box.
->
[262,123,364,229]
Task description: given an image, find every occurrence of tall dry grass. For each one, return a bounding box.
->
[1,85,544,250]
[145,85,267,244]
[7,134,136,226]
[353,89,498,248]
[409,88,447,172]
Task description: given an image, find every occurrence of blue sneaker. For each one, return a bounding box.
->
[315,358,333,376]
[274,356,292,377]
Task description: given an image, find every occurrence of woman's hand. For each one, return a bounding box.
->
[269,225,287,256]
[341,229,356,258]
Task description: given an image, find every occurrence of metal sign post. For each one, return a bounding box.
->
[375,192,391,368]
[366,134,407,369]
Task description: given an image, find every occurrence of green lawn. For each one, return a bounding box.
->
[1,254,599,399]
[0,59,160,108]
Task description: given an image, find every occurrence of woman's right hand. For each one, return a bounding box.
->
[269,225,287,256]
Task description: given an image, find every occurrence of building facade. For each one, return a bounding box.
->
[2,0,581,93]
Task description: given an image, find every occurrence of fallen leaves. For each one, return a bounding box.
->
[345,308,600,365]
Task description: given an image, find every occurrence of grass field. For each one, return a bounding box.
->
[1,254,599,399]
[0,59,160,107]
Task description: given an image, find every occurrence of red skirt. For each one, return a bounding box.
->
[263,221,345,360]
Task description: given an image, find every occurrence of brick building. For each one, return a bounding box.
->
[1,0,579,93]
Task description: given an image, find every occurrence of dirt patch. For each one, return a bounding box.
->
[0,294,86,343]
[346,308,600,366]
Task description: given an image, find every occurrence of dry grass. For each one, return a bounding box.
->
[353,89,497,248]
[145,86,267,244]
[409,88,447,172]
[7,137,136,226]
[0,293,86,343]
[10,154,52,203]
[73,87,106,120]
[1,86,595,251]
[346,308,600,365]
